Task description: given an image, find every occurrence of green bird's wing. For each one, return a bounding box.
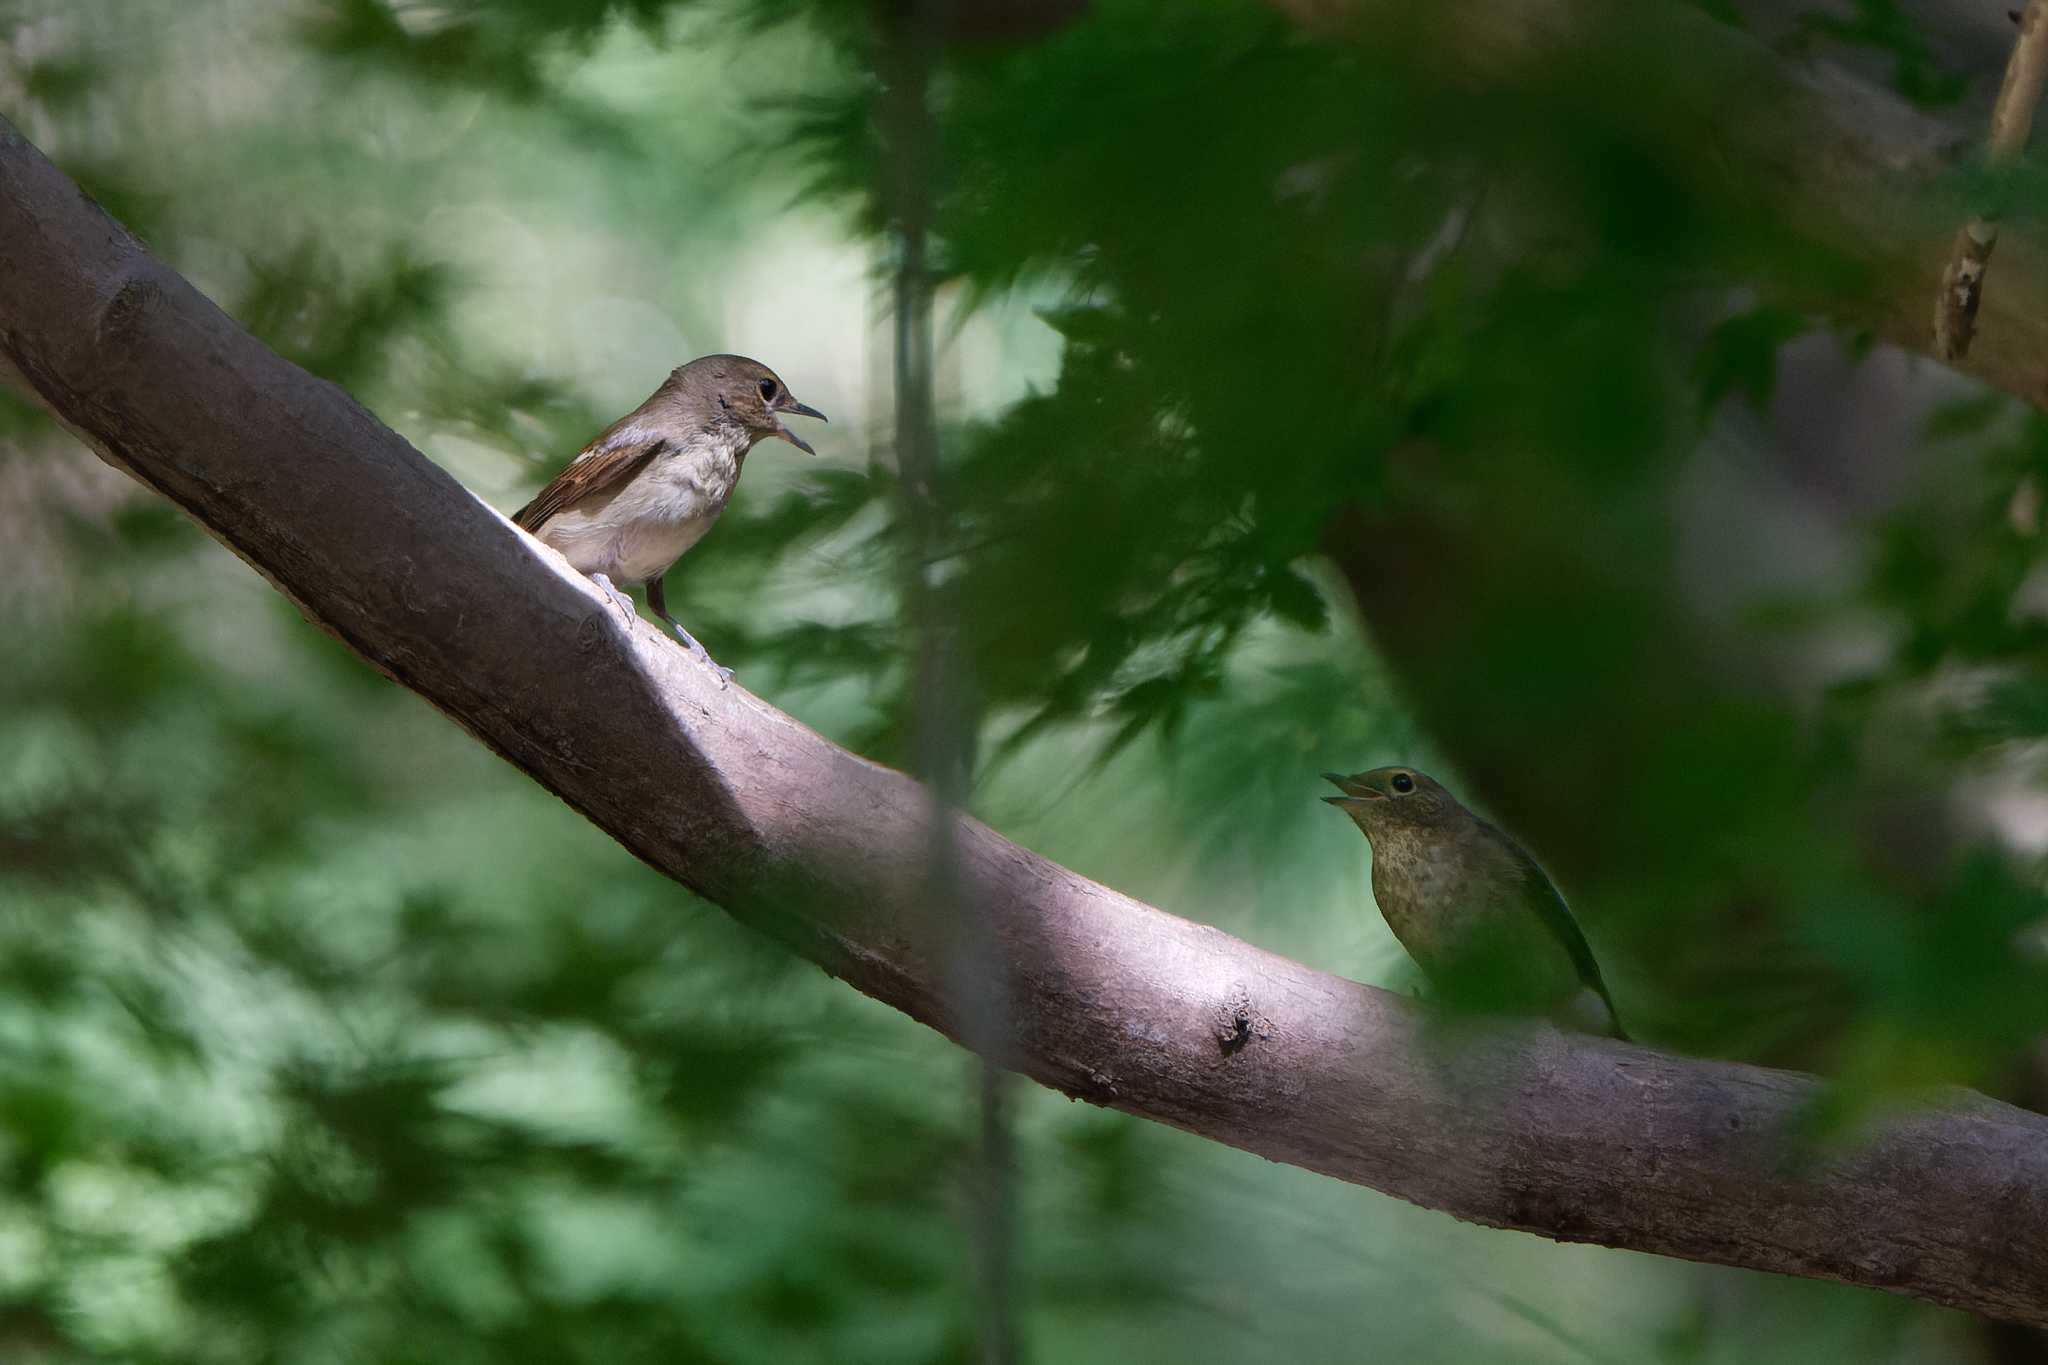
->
[1501,835,1629,1040]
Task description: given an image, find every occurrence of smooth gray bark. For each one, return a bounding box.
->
[4,117,2048,1327]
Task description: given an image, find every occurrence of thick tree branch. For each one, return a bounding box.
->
[5,120,2048,1326]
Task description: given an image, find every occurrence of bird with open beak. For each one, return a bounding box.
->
[1322,766,1628,1038]
[513,354,825,683]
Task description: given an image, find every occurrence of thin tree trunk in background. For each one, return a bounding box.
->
[879,10,1020,1360]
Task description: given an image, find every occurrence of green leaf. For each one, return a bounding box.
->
[1695,304,1809,414]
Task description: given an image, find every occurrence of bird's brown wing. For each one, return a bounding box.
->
[512,431,669,532]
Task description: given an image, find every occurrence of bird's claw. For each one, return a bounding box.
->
[589,573,638,626]
[672,622,733,689]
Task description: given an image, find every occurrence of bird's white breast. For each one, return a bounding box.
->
[537,432,746,586]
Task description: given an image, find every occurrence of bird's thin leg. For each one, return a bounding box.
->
[647,574,733,686]
[588,572,638,625]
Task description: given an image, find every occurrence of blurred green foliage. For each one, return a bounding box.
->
[1791,0,1968,108]
[4,0,2046,1359]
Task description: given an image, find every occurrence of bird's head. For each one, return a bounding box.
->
[1320,766,1456,832]
[671,354,828,455]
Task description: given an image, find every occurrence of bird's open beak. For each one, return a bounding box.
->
[771,397,827,455]
[1321,771,1381,803]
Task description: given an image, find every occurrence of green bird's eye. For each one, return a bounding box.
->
[1391,772,1415,794]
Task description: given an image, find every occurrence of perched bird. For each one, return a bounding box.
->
[1322,767,1627,1038]
[514,354,825,681]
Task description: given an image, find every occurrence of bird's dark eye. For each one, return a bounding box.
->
[758,378,778,402]
[1391,772,1415,794]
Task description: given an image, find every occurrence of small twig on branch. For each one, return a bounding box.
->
[1934,0,2048,362]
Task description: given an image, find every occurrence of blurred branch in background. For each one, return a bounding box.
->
[1933,0,2048,362]
[5,115,2048,1330]
[1267,0,2048,410]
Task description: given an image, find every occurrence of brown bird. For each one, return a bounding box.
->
[514,354,825,682]
[1322,766,1627,1038]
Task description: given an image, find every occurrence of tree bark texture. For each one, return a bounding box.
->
[4,119,2048,1326]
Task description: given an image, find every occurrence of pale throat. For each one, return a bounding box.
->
[703,411,756,457]
[647,424,751,501]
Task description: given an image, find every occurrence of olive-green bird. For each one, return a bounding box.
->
[1322,767,1627,1039]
